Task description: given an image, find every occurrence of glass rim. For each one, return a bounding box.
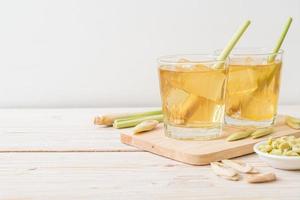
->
[214,47,284,57]
[157,54,226,65]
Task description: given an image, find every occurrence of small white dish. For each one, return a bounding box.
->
[253,141,300,170]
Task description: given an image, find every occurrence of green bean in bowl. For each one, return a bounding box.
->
[254,136,300,170]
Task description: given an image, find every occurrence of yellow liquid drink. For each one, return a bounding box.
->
[158,55,227,140]
[225,50,283,127]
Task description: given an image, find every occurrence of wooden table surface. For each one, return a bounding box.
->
[0,106,300,200]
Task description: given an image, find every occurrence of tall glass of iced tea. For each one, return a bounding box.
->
[158,55,228,140]
[223,48,283,127]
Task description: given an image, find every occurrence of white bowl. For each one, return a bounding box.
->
[253,141,300,170]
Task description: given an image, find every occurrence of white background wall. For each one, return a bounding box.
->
[0,0,299,108]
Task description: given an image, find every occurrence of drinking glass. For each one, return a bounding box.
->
[221,48,283,127]
[158,54,228,140]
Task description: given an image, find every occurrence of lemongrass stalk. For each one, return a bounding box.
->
[113,114,163,129]
[235,18,293,117]
[94,110,162,126]
[113,110,162,122]
[268,17,293,62]
[261,17,292,84]
[174,20,251,122]
[214,20,251,68]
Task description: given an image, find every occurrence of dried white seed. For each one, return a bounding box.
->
[221,160,253,173]
[247,168,259,174]
[221,174,240,181]
[210,162,238,178]
[246,172,276,183]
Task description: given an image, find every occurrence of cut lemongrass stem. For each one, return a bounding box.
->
[268,17,293,62]
[94,110,162,126]
[214,20,251,69]
[113,110,162,122]
[113,114,163,129]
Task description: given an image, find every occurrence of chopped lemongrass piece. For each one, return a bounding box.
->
[113,114,163,129]
[286,115,300,124]
[251,127,273,139]
[286,119,300,129]
[133,120,159,134]
[226,129,253,141]
[94,110,162,126]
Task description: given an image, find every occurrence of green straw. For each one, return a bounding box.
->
[268,17,293,62]
[214,20,251,68]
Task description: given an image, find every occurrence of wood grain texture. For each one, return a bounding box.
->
[0,152,300,200]
[0,106,299,200]
[0,108,149,152]
[121,116,300,165]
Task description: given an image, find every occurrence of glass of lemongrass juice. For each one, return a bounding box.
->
[158,55,228,140]
[221,48,283,127]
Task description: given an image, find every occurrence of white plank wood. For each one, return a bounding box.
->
[0,106,299,199]
[0,152,299,200]
[0,108,157,152]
